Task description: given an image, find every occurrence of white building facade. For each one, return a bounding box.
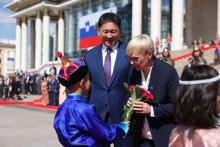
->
[0,42,15,76]
[5,0,220,72]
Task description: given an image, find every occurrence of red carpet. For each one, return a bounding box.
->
[173,45,216,61]
[0,98,58,111]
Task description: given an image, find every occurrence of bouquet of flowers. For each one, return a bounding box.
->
[122,83,154,122]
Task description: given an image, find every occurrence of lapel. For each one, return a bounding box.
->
[134,69,142,85]
[94,45,108,86]
[148,58,159,100]
[109,42,125,86]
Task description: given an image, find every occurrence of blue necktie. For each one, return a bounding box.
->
[104,48,112,85]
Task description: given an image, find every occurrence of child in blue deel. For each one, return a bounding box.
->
[54,51,129,147]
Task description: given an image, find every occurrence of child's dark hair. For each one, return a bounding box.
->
[174,65,219,128]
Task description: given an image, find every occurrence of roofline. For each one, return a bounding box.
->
[4,0,21,8]
[0,43,16,48]
[10,1,55,18]
[58,0,81,9]
[8,0,82,18]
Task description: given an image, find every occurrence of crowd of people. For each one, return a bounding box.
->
[157,34,220,68]
[0,71,41,100]
[0,65,60,106]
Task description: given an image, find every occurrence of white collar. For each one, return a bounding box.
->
[102,42,119,52]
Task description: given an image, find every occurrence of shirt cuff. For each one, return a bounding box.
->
[118,122,129,134]
[150,106,155,117]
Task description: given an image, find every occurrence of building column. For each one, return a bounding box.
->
[30,19,35,69]
[15,18,21,70]
[185,0,193,47]
[35,10,42,68]
[21,16,28,71]
[150,0,161,41]
[68,8,74,53]
[43,8,50,64]
[58,10,64,54]
[132,0,142,37]
[172,0,184,50]
[218,0,220,35]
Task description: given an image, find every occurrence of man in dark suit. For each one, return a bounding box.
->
[84,12,132,147]
[48,74,60,105]
[126,34,179,147]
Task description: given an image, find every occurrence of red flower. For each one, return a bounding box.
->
[129,85,135,92]
[123,83,154,122]
[139,87,154,102]
[143,91,154,101]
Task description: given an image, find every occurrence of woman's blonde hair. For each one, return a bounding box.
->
[126,34,154,56]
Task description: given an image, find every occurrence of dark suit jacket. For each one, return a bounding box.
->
[129,58,179,147]
[84,42,132,123]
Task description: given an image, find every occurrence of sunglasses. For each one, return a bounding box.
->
[127,56,144,63]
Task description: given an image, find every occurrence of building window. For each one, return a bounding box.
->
[80,2,89,15]
[102,0,110,9]
[142,0,172,39]
[117,0,132,43]
[7,58,14,61]
[161,0,172,39]
[142,0,151,35]
[91,0,99,12]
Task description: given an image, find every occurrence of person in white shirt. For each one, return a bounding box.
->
[127,34,179,147]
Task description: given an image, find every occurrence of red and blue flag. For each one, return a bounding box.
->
[79,8,117,50]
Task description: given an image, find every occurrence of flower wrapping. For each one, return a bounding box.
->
[122,83,154,122]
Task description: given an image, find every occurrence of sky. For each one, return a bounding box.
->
[0,0,16,40]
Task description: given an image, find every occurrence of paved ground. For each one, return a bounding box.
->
[0,104,62,147]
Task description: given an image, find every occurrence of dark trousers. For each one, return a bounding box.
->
[101,112,133,147]
[139,138,155,147]
[49,92,58,105]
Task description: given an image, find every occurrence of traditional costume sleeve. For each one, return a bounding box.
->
[80,104,128,143]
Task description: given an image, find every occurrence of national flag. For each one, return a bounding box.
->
[79,7,117,50]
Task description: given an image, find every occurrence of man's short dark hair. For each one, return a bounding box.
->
[174,65,219,128]
[96,12,121,30]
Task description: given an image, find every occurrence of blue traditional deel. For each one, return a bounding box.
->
[53,94,127,147]
[56,51,88,87]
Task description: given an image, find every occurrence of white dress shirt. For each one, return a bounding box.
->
[140,67,154,140]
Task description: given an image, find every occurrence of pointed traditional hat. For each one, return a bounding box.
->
[56,51,88,87]
[193,40,200,52]
[163,47,169,52]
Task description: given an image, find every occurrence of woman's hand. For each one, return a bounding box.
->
[133,101,151,114]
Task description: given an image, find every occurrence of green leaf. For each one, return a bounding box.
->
[122,106,134,122]
[123,83,130,93]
